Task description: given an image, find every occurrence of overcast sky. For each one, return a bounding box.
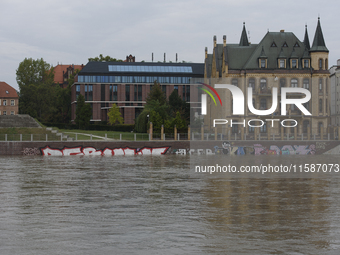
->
[1,0,339,91]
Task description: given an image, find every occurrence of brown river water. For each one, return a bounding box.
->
[1,154,340,254]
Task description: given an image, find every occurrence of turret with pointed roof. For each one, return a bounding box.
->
[310,17,328,52]
[303,25,310,50]
[239,22,249,46]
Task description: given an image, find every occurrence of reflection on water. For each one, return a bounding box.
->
[0,155,340,254]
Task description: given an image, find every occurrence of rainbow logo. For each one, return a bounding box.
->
[198,82,222,106]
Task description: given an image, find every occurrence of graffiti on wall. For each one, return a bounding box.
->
[23,147,40,156]
[173,142,316,155]
[40,146,170,156]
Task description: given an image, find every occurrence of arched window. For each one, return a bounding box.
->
[291,78,298,87]
[232,78,238,87]
[260,78,267,90]
[248,78,255,90]
[319,59,323,69]
[325,58,328,69]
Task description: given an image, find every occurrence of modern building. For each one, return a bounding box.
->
[330,59,340,127]
[0,82,19,115]
[204,18,330,138]
[54,64,84,88]
[71,61,204,124]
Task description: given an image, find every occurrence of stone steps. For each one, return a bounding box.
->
[0,115,41,128]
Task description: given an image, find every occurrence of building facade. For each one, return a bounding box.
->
[204,18,330,138]
[71,62,204,124]
[330,59,340,126]
[0,82,19,115]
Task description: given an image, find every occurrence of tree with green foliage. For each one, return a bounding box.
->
[135,81,169,133]
[88,54,123,62]
[107,104,124,125]
[146,81,167,105]
[75,94,92,129]
[16,58,56,122]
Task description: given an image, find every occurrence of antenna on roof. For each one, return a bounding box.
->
[152,53,154,62]
[164,53,166,63]
[176,53,178,63]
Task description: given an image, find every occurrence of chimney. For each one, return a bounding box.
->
[164,53,166,63]
[176,53,178,63]
[280,29,285,33]
[152,52,154,62]
[223,35,226,47]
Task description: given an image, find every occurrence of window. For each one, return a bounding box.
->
[76,85,80,99]
[3,100,7,106]
[279,59,285,68]
[11,111,14,115]
[3,111,6,115]
[260,78,267,90]
[260,98,267,110]
[260,59,266,68]
[125,85,130,102]
[88,85,93,101]
[232,120,238,134]
[110,85,118,101]
[260,122,267,133]
[319,99,323,113]
[319,78,323,91]
[318,122,323,134]
[319,59,323,69]
[303,79,309,89]
[10,100,15,106]
[303,120,309,133]
[304,59,309,68]
[232,79,238,87]
[291,79,298,87]
[291,59,297,68]
[280,78,286,88]
[138,85,142,101]
[248,78,255,90]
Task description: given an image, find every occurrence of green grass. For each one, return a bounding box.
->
[0,127,60,141]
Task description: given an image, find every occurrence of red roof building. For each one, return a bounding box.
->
[53,64,84,88]
[0,82,19,115]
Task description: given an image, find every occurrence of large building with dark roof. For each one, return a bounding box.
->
[204,18,330,139]
[71,61,204,124]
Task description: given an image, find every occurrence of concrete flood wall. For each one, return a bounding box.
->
[1,140,340,156]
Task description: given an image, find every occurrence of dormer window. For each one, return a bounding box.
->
[261,59,266,68]
[291,59,298,68]
[5,91,9,94]
[259,59,267,68]
[282,42,288,47]
[278,59,286,68]
[271,41,277,47]
[303,59,310,68]
[293,42,300,47]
